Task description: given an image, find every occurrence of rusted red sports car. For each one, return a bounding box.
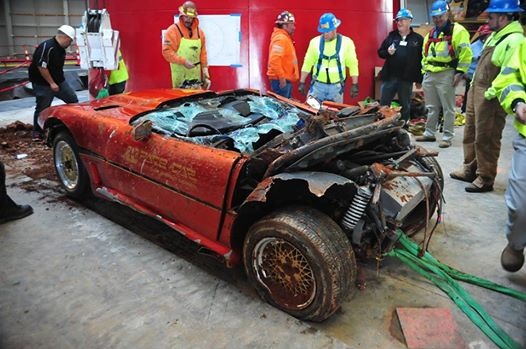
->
[39,88,443,321]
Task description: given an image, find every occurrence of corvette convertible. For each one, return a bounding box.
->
[38,88,443,321]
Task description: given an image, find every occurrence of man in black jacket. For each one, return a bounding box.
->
[28,25,78,140]
[377,8,423,124]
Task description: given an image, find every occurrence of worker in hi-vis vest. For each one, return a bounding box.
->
[491,37,526,272]
[298,13,359,104]
[415,0,472,148]
[107,49,128,95]
[162,1,210,89]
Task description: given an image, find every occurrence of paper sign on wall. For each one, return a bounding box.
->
[162,14,241,67]
[199,14,241,67]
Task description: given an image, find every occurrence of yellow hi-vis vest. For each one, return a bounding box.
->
[422,22,472,73]
[108,50,129,85]
[170,25,203,88]
[493,39,526,137]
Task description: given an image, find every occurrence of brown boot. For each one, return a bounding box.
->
[465,176,494,193]
[438,140,451,148]
[449,169,476,183]
[501,244,524,272]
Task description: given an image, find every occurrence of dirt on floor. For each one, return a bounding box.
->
[0,121,56,183]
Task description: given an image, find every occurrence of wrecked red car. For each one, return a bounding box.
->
[39,88,443,321]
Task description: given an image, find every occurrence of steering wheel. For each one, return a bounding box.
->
[186,124,222,137]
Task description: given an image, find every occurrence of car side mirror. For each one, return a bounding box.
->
[306,95,322,111]
[132,120,153,141]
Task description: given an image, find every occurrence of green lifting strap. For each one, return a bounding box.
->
[385,230,525,349]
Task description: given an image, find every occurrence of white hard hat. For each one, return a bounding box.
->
[58,25,75,40]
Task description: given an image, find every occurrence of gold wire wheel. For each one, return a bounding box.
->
[252,237,316,311]
[54,140,79,190]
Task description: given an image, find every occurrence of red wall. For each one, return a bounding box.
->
[94,1,396,104]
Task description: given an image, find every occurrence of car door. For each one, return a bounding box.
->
[98,127,243,243]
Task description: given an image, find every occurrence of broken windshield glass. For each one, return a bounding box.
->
[133,94,308,153]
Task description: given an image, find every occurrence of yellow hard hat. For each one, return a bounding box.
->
[179,1,198,17]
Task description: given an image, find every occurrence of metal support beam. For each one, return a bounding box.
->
[63,0,70,25]
[3,0,15,55]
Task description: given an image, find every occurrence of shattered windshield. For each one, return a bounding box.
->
[132,94,309,153]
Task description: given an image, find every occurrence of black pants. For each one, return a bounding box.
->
[0,161,16,210]
[109,81,126,95]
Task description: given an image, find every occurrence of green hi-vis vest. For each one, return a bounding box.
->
[108,50,129,85]
[170,24,202,88]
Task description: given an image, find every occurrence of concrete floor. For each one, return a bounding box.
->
[0,96,525,349]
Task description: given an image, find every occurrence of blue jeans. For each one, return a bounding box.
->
[270,79,292,98]
[380,79,413,122]
[309,81,343,103]
[33,81,78,132]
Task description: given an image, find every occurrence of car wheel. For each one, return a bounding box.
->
[53,131,90,199]
[243,205,356,321]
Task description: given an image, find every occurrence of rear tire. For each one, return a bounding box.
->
[243,205,356,321]
[53,131,90,199]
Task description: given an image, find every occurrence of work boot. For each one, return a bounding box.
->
[0,204,34,224]
[449,169,476,183]
[415,135,436,142]
[438,140,451,148]
[465,176,493,193]
[31,131,43,142]
[501,243,525,272]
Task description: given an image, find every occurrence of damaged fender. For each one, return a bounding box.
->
[239,171,358,213]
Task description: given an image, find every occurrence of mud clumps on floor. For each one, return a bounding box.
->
[0,121,56,183]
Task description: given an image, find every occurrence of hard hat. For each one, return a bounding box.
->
[58,25,75,40]
[485,0,524,13]
[179,1,198,17]
[430,0,449,16]
[476,24,492,36]
[395,8,414,20]
[318,13,341,33]
[275,11,295,24]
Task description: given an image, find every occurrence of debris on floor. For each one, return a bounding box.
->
[0,121,55,182]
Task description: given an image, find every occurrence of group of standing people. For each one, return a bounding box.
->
[382,0,525,272]
[375,0,525,272]
[267,11,359,103]
[162,3,361,103]
[159,0,525,272]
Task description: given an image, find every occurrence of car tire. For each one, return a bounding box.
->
[53,131,90,199]
[243,205,356,322]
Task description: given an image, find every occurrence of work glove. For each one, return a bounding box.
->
[452,73,463,87]
[350,83,359,98]
[298,82,306,95]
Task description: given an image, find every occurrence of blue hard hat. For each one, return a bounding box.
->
[395,8,414,20]
[430,0,449,16]
[318,13,341,33]
[486,0,524,13]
